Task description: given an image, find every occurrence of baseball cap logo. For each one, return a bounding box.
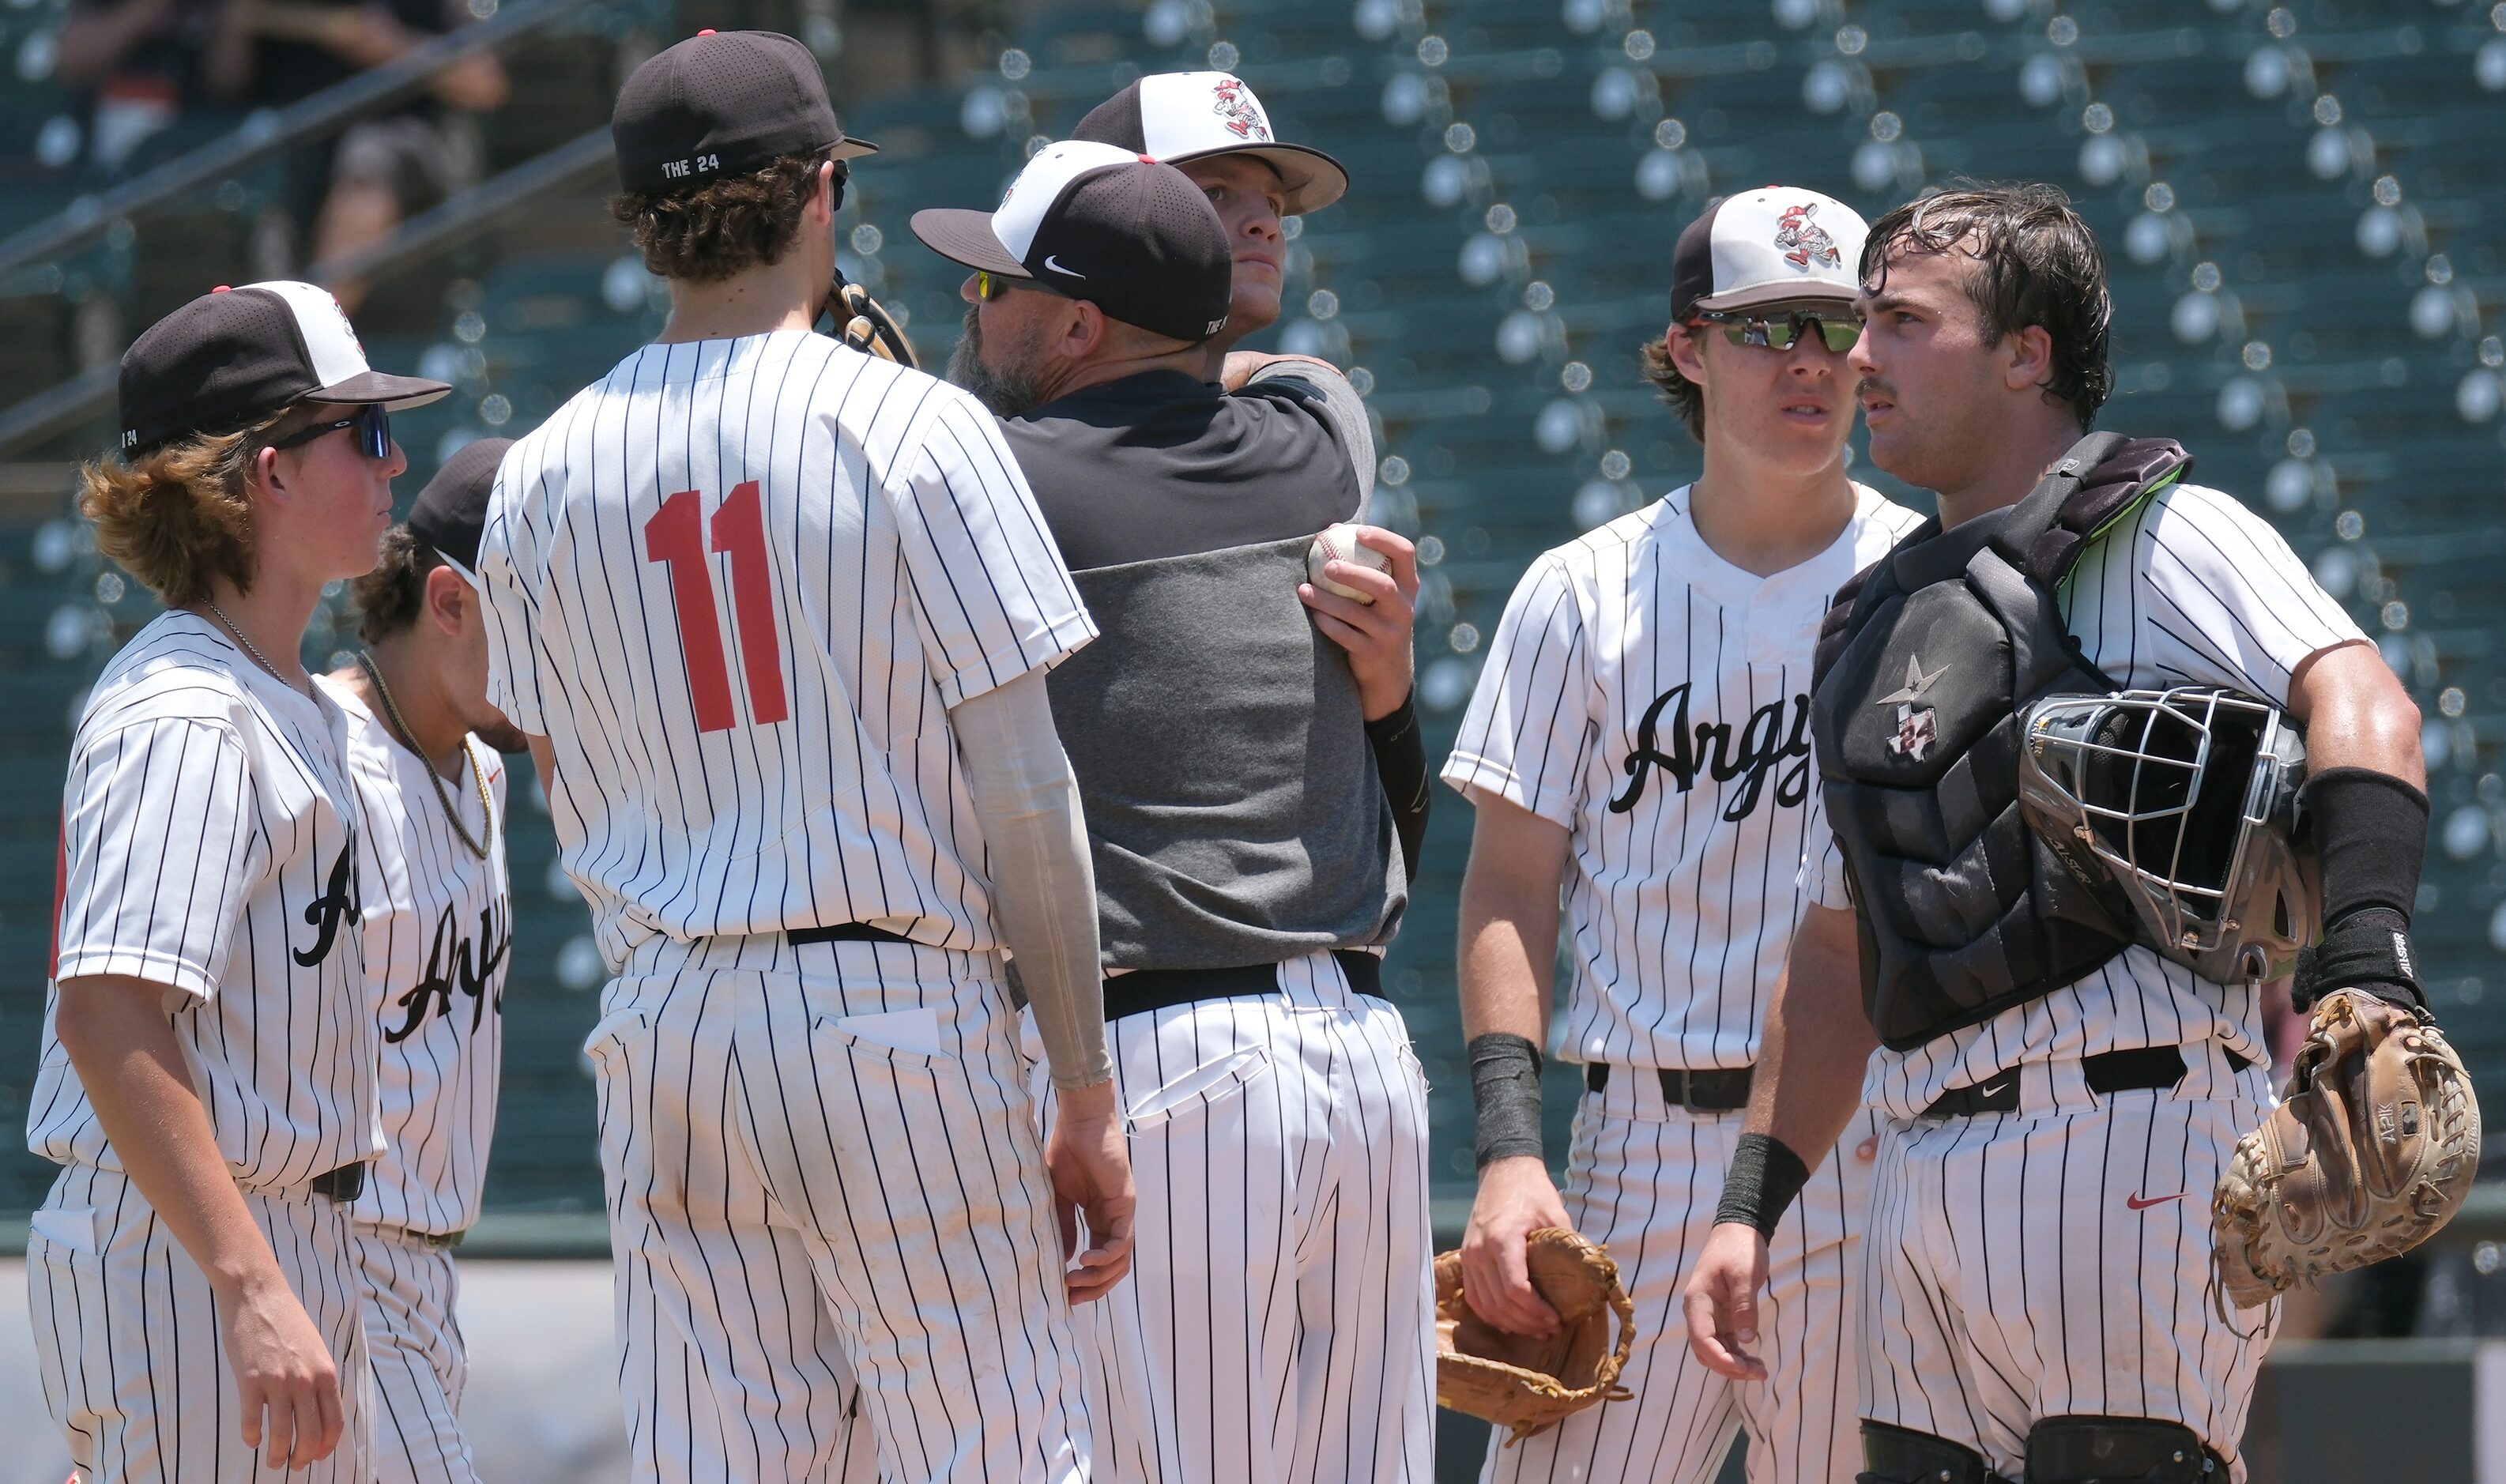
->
[1774,202,1841,271]
[1210,77,1271,142]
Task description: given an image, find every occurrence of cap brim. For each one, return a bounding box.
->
[909,208,1030,277]
[1164,141,1348,215]
[1693,281,1860,314]
[311,369,453,411]
[831,137,879,161]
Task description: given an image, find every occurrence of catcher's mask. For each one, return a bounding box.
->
[2017,687,2315,985]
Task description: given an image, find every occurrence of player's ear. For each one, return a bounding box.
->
[2003,322,2055,397]
[422,563,471,636]
[807,160,837,224]
[1063,299,1110,361]
[1665,322,1709,386]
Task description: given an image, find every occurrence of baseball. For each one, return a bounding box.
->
[1307,522,1392,603]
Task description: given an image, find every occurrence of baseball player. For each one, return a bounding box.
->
[913,139,1430,1484]
[473,32,1132,1484]
[315,437,522,1484]
[27,280,450,1482]
[1683,184,2430,1483]
[1445,187,1920,1484]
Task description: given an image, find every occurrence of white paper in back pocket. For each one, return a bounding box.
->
[825,1007,946,1058]
[30,1204,101,1255]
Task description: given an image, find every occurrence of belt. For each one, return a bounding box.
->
[1920,1045,2255,1119]
[1585,1062,1754,1113]
[1100,951,1383,1023]
[786,922,916,947]
[307,1162,368,1203]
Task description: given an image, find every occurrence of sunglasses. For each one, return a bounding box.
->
[269,403,394,459]
[1694,309,1862,354]
[974,269,1040,302]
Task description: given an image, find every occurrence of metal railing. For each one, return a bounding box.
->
[0,0,587,282]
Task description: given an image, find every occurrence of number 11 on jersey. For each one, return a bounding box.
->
[644,481,790,733]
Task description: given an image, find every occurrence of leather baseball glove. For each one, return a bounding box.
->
[1434,1227,1635,1444]
[824,267,918,369]
[2213,988,2479,1310]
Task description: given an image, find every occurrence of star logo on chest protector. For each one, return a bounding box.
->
[1876,655,1950,762]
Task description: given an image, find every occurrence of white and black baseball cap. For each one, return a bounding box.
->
[1069,72,1348,216]
[407,435,511,582]
[910,141,1233,345]
[117,281,450,454]
[1671,186,1871,320]
[611,29,876,194]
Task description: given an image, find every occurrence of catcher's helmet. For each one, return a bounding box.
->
[2017,687,2316,985]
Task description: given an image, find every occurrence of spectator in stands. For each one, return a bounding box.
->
[56,0,256,172]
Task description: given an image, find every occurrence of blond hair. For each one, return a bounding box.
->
[77,415,282,608]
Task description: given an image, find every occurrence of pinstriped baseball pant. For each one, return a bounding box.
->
[1484,1079,1874,1484]
[590,947,1095,1484]
[351,1224,478,1484]
[1860,1057,2278,1483]
[1030,950,1437,1484]
[25,1162,375,1484]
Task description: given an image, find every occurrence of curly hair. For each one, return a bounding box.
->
[610,151,842,284]
[1639,332,1707,441]
[1861,182,2114,427]
[77,415,285,609]
[352,525,444,642]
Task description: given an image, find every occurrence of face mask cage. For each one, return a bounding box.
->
[2020,687,2313,982]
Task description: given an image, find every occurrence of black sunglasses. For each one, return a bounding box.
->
[270,404,393,460]
[1694,309,1862,354]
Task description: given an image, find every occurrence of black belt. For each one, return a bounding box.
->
[786,922,916,947]
[1921,1045,2254,1119]
[307,1162,368,1203]
[1101,951,1383,1023]
[1585,1062,1754,1113]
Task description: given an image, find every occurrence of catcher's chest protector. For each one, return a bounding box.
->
[1810,432,2193,1049]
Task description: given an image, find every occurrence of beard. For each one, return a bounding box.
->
[944,305,1053,417]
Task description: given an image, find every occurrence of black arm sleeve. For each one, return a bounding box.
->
[1366,692,1430,883]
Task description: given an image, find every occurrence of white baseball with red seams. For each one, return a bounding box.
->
[1308,521,1391,601]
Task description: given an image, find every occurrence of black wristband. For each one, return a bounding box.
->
[1716,1132,1813,1241]
[2295,906,2425,1013]
[1469,1032,1545,1168]
[2303,766,2429,928]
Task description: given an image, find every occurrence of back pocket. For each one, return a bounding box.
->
[1125,1045,1275,1131]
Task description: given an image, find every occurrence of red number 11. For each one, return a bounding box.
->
[643,481,789,733]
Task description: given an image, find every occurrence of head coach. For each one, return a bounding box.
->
[914,143,1437,1484]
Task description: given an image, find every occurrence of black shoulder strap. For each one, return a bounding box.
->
[1992,432,2195,586]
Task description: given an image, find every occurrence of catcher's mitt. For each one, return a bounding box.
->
[825,267,918,369]
[2212,988,2480,1310]
[1434,1228,1635,1444]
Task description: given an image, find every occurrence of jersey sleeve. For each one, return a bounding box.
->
[2062,482,2368,706]
[1796,743,1853,910]
[53,717,264,1001]
[888,392,1098,709]
[476,457,549,735]
[1441,553,1596,829]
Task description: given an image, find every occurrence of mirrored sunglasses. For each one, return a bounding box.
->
[1696,309,1861,354]
[270,403,393,459]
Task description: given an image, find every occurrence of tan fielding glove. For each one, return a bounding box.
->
[2213,988,2479,1310]
[824,267,918,369]
[1434,1227,1635,1444]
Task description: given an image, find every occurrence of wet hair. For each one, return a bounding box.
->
[352,525,444,642]
[1640,332,1707,440]
[1860,181,2113,427]
[77,412,288,608]
[610,151,844,284]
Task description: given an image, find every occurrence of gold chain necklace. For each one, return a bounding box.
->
[356,653,492,861]
[204,600,292,686]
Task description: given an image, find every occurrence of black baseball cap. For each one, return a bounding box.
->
[611,29,876,194]
[910,141,1231,345]
[1670,186,1870,322]
[118,280,450,455]
[1070,72,1348,216]
[407,436,511,579]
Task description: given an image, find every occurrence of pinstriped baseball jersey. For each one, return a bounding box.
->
[1804,480,2368,1118]
[476,330,1095,970]
[30,612,381,1187]
[319,678,510,1236]
[1444,484,1922,1071]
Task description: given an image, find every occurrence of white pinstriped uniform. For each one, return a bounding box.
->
[477,329,1102,1484]
[1444,485,1920,1484]
[1802,480,2368,1481]
[318,678,512,1484]
[26,612,379,1484]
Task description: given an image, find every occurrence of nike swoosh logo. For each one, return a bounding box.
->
[1043,254,1084,278]
[2125,1192,2184,1211]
